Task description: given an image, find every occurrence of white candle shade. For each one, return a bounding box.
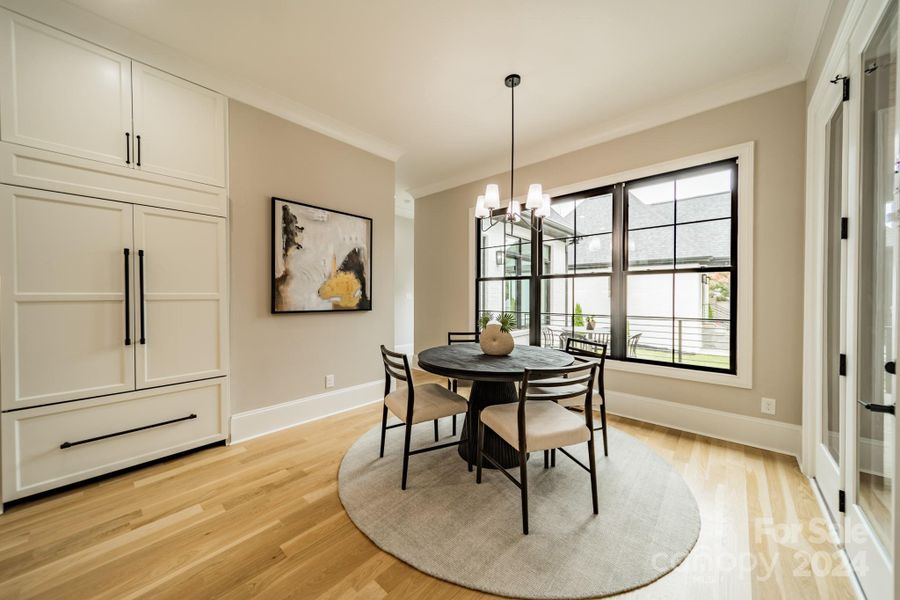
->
[474,195,490,218]
[484,184,501,209]
[526,183,543,209]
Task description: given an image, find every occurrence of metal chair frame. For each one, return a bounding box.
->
[380,345,467,490]
[444,331,480,438]
[476,360,599,534]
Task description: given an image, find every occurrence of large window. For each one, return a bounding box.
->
[475,158,738,374]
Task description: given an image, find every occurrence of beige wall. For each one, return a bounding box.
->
[229,100,395,413]
[415,83,806,425]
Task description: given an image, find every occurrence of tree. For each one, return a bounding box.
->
[574,303,584,327]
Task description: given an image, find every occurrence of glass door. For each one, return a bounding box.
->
[846,1,898,594]
[816,81,848,526]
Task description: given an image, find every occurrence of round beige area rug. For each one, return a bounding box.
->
[338,423,700,599]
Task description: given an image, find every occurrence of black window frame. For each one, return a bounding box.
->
[475,157,738,375]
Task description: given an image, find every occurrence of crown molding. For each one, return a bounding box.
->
[0,0,404,162]
[407,62,801,199]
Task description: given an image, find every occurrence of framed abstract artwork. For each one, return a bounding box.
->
[272,197,373,313]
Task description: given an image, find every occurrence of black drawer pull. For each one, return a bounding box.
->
[886,361,895,375]
[857,400,896,415]
[136,134,141,166]
[60,414,197,449]
[125,132,130,165]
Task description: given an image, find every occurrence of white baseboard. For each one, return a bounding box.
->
[606,390,802,459]
[229,380,802,460]
[230,380,383,444]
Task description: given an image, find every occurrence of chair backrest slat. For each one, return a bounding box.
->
[564,337,606,405]
[520,361,597,403]
[380,345,411,384]
[448,331,479,344]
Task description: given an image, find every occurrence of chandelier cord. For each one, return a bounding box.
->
[510,81,514,206]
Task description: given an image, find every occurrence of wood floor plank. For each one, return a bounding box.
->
[0,370,857,599]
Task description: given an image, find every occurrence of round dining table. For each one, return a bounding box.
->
[417,343,573,468]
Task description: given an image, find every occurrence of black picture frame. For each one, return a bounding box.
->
[271,196,373,314]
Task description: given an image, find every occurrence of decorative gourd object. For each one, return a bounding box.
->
[480,321,515,356]
[477,312,517,356]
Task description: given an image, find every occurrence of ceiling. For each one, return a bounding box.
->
[58,0,830,199]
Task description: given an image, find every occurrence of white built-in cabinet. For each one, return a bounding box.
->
[132,64,227,186]
[0,8,226,188]
[0,11,132,167]
[0,187,136,409]
[133,206,228,389]
[0,8,230,503]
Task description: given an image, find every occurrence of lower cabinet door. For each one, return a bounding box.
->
[133,206,228,389]
[1,378,226,501]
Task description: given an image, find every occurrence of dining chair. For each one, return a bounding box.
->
[380,346,469,490]
[445,331,479,438]
[627,332,642,357]
[541,327,553,347]
[476,360,599,534]
[561,337,609,456]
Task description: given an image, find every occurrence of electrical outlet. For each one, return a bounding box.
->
[761,397,776,415]
[325,374,335,388]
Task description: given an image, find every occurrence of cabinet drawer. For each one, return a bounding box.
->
[2,379,226,501]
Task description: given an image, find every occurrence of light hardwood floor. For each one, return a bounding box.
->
[0,372,858,599]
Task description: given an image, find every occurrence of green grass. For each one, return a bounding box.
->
[632,346,730,369]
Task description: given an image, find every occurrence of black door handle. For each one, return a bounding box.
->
[886,361,895,375]
[857,400,896,415]
[125,132,130,165]
[123,248,131,345]
[136,134,141,166]
[138,249,146,344]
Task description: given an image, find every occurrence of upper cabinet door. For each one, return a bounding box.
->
[0,9,132,167]
[132,63,226,187]
[0,186,136,411]
[133,206,228,390]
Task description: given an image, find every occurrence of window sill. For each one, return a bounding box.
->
[605,358,752,389]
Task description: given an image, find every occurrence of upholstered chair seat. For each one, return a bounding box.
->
[480,401,591,452]
[385,383,468,425]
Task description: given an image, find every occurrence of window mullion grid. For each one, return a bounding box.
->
[611,183,627,359]
[477,158,737,374]
[672,180,677,364]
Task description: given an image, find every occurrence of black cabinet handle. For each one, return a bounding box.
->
[138,249,146,344]
[136,134,141,166]
[857,400,896,415]
[886,361,895,375]
[124,248,131,346]
[60,414,197,449]
[125,132,130,165]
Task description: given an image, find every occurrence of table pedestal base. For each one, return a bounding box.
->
[458,381,521,469]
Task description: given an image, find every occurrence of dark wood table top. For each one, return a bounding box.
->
[417,343,574,382]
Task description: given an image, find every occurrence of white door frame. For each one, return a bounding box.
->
[804,0,900,596]
[809,62,849,531]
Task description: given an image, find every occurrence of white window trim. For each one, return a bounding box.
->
[468,141,754,389]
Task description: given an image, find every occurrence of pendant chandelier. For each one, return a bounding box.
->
[475,73,550,231]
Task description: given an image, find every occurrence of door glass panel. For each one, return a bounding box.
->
[825,103,843,464]
[857,3,897,551]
